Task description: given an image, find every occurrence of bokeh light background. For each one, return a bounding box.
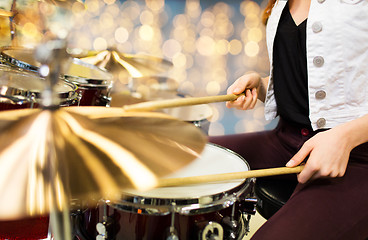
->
[0,0,279,135]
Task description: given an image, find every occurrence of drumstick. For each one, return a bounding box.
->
[157,165,304,188]
[123,93,244,112]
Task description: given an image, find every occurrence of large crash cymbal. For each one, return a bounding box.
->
[0,107,206,220]
[70,49,173,78]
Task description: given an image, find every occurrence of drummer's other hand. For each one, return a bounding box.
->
[286,128,351,184]
[226,74,259,110]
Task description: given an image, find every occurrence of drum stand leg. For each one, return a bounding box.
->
[166,202,179,240]
[50,207,72,240]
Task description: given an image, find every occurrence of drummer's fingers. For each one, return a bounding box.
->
[239,89,254,110]
[226,94,245,108]
[248,88,258,109]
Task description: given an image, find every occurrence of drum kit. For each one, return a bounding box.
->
[0,1,304,240]
[0,44,258,240]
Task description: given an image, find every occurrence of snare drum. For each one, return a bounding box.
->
[1,47,113,106]
[0,65,78,110]
[75,144,256,240]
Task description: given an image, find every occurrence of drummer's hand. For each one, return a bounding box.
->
[286,127,353,184]
[226,72,261,110]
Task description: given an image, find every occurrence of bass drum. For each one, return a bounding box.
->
[74,143,256,240]
[0,64,78,110]
[1,47,113,106]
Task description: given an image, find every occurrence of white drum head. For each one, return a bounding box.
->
[124,143,249,199]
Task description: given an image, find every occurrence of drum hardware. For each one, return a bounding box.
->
[96,200,114,240]
[0,48,113,106]
[221,193,240,240]
[240,197,258,235]
[0,65,80,110]
[201,221,223,240]
[166,202,179,240]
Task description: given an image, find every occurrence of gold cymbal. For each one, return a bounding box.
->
[0,9,13,17]
[0,107,206,220]
[70,49,173,78]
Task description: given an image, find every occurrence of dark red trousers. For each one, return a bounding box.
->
[209,118,368,240]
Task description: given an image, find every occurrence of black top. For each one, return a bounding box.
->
[273,3,311,127]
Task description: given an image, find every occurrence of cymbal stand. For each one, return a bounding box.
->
[35,39,72,240]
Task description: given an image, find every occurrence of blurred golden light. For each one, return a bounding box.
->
[215,18,234,38]
[99,12,115,30]
[206,81,221,96]
[183,39,197,53]
[244,41,259,57]
[209,122,225,136]
[173,14,188,28]
[179,81,195,94]
[86,0,100,13]
[186,0,201,18]
[72,2,87,16]
[228,39,242,55]
[244,13,261,28]
[196,36,215,56]
[240,0,261,16]
[213,2,233,18]
[146,0,165,12]
[115,27,129,43]
[39,1,56,17]
[104,0,116,5]
[200,11,215,28]
[22,23,39,38]
[139,25,154,41]
[235,119,264,133]
[93,37,107,51]
[162,39,181,58]
[172,52,187,68]
[248,27,263,42]
[140,10,154,25]
[76,35,92,51]
[208,105,221,122]
[215,39,229,55]
[106,4,120,17]
[200,28,214,37]
[122,1,141,20]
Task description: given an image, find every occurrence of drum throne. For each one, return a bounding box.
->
[254,178,298,219]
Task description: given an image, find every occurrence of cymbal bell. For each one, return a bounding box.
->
[0,107,206,220]
[69,49,173,78]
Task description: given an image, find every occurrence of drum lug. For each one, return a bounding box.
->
[201,221,224,240]
[29,93,36,109]
[96,218,113,240]
[77,92,83,106]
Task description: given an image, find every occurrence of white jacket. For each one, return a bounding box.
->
[264,0,368,130]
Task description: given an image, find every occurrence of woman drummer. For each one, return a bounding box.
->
[210,0,368,239]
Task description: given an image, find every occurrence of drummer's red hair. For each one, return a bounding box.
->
[262,0,277,25]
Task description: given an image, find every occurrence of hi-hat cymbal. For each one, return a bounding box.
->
[0,107,206,220]
[69,49,173,78]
